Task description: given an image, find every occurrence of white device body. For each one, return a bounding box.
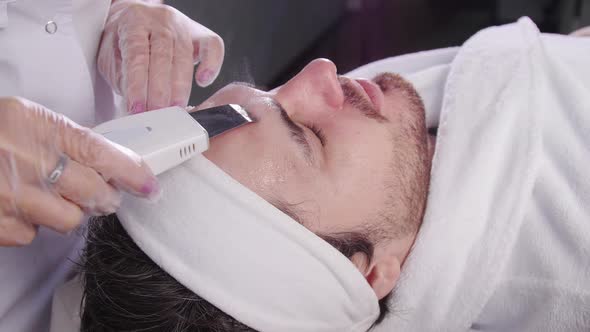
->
[93,106,209,175]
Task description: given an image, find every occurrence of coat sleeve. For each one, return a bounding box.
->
[0,228,86,332]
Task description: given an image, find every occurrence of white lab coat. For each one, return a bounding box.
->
[0,1,113,331]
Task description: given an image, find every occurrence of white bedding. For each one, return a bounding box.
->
[352,17,590,331]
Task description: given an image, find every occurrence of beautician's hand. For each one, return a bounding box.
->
[98,0,225,114]
[0,97,160,246]
[570,26,590,37]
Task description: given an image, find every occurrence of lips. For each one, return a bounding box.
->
[355,79,384,111]
[338,76,385,112]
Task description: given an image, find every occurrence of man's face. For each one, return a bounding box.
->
[199,59,430,246]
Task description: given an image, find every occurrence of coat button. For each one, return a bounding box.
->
[45,20,57,34]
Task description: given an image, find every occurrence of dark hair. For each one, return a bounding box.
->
[79,215,391,331]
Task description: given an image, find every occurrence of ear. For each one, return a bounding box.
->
[350,252,401,300]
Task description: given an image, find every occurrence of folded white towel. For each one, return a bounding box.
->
[356,17,590,331]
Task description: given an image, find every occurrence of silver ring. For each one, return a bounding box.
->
[47,154,69,184]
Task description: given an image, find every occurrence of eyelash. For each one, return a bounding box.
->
[306,124,326,146]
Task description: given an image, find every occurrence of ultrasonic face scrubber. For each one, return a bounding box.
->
[93,105,253,175]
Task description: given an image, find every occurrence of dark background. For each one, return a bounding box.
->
[166,0,590,105]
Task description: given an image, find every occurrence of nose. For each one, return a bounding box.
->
[275,59,344,120]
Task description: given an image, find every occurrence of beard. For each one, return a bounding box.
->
[373,72,431,240]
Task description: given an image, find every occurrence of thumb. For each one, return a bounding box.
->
[192,27,225,87]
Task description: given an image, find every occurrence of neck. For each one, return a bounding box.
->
[427,133,437,164]
[398,231,419,267]
[397,133,437,266]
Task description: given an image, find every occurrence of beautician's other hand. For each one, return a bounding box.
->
[0,97,160,246]
[570,26,590,37]
[98,0,225,114]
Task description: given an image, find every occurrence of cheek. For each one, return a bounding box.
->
[328,124,388,169]
[203,124,297,196]
[240,154,294,193]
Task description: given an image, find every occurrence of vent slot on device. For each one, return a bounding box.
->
[180,144,197,159]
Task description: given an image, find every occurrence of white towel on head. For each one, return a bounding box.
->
[117,154,380,332]
[351,17,590,331]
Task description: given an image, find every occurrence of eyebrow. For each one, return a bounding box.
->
[267,99,315,164]
[233,81,267,91]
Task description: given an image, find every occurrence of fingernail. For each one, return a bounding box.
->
[172,100,186,107]
[15,232,34,246]
[104,191,122,214]
[130,102,146,114]
[84,191,121,216]
[86,209,103,217]
[140,177,162,202]
[197,69,214,86]
[147,187,163,204]
[64,228,76,236]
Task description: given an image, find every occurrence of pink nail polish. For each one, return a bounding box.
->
[140,177,163,203]
[197,69,214,85]
[130,102,146,114]
[140,177,159,195]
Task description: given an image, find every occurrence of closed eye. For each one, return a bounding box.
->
[270,99,315,164]
[306,124,326,146]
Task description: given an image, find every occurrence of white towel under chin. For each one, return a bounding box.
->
[354,18,590,331]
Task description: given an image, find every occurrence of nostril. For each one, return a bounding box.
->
[302,60,342,109]
[324,77,344,110]
[323,89,344,110]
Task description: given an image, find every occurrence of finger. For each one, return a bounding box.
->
[57,123,160,199]
[52,158,121,216]
[193,32,225,87]
[97,32,124,96]
[147,29,174,111]
[170,33,194,107]
[121,26,150,114]
[14,185,83,234]
[570,26,590,37]
[0,215,37,247]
